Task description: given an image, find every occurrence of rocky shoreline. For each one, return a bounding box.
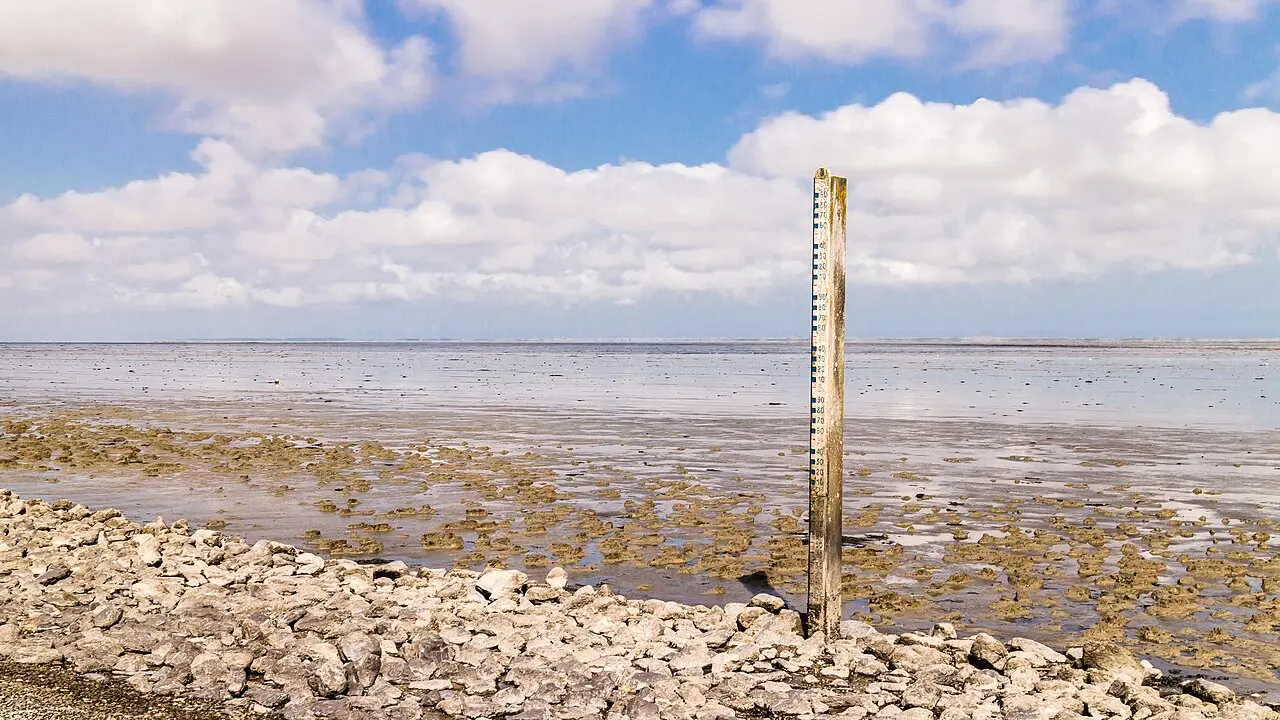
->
[0,488,1275,720]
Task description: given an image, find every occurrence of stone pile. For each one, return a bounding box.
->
[0,488,1275,720]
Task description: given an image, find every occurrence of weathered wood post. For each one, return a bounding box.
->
[807,167,847,640]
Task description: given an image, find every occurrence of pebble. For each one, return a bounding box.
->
[0,488,1276,720]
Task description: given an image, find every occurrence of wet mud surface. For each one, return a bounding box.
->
[3,404,1279,693]
[1,340,1278,695]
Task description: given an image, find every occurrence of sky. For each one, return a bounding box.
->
[2,0,1280,341]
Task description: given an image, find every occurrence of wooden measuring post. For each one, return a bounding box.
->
[807,167,847,640]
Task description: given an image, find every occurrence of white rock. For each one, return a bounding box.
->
[294,552,324,574]
[1010,637,1068,665]
[669,640,713,672]
[839,620,878,640]
[1183,678,1235,705]
[133,534,162,567]
[477,569,528,599]
[748,593,786,613]
[545,567,568,590]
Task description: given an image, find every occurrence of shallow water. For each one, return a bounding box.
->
[1,339,1276,427]
[2,340,1279,694]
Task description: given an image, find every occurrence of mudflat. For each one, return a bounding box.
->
[1,340,1278,700]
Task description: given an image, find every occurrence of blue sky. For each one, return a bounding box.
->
[2,0,1280,340]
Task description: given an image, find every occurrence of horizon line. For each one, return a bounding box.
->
[2,336,1278,345]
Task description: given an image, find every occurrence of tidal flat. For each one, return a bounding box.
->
[1,340,1277,691]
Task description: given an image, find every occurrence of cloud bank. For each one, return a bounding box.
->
[0,0,432,154]
[693,0,1071,67]
[4,80,1280,316]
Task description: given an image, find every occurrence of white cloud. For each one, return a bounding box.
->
[1178,0,1279,20]
[760,82,791,99]
[403,0,655,100]
[692,0,1070,66]
[4,140,343,234]
[11,233,94,264]
[0,0,432,154]
[729,79,1280,282]
[1245,66,1280,105]
[3,79,1280,315]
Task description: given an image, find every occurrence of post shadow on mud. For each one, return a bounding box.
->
[736,570,787,603]
[735,532,888,620]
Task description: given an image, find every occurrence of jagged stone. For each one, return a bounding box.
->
[1,488,1274,720]
[1182,678,1236,705]
[91,604,123,629]
[1010,637,1068,666]
[968,633,1008,669]
[545,567,568,589]
[476,568,528,599]
[1081,641,1147,686]
[748,593,786,613]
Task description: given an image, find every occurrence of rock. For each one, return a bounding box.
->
[313,658,348,698]
[763,609,804,637]
[891,645,952,673]
[1010,637,1068,665]
[526,585,562,603]
[865,635,898,661]
[1081,641,1146,686]
[626,696,662,720]
[371,560,408,579]
[91,605,123,629]
[246,686,290,710]
[932,622,958,640]
[669,640,713,672]
[915,663,964,689]
[1002,693,1062,720]
[749,593,787,613]
[1182,678,1236,705]
[840,620,878,640]
[134,535,163,567]
[438,626,472,645]
[901,632,948,651]
[1111,682,1175,716]
[767,693,812,715]
[902,680,943,709]
[189,653,230,692]
[1006,665,1039,692]
[850,653,890,677]
[476,568,528,599]
[7,489,1278,720]
[1218,700,1280,720]
[545,567,568,589]
[295,552,325,575]
[1078,685,1132,719]
[37,564,71,585]
[338,632,382,689]
[737,606,769,630]
[968,633,1008,669]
